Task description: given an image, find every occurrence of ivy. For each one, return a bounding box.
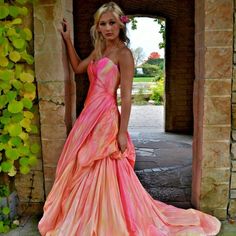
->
[0,0,39,233]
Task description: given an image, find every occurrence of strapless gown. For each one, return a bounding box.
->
[38,57,221,236]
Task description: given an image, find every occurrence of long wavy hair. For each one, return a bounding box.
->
[90,2,130,60]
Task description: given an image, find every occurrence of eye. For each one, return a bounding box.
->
[99,22,106,26]
[109,21,116,25]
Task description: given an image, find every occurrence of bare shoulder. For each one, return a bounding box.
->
[118,46,134,64]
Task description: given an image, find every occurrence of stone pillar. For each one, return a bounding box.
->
[229,0,236,220]
[193,0,233,219]
[34,0,76,196]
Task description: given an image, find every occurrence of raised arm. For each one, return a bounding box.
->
[60,18,94,74]
[117,48,134,153]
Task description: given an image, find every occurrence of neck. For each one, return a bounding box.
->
[105,38,121,49]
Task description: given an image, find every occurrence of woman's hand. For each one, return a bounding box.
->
[60,18,71,42]
[117,132,127,153]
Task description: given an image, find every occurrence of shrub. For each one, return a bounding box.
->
[150,79,164,105]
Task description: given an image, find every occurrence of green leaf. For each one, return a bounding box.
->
[0,56,8,67]
[0,95,8,108]
[18,131,28,141]
[0,6,9,20]
[1,161,13,172]
[0,70,14,81]
[19,157,29,166]
[18,145,30,155]
[11,113,24,122]
[16,0,28,4]
[11,18,23,25]
[8,100,24,113]
[8,123,22,136]
[9,6,20,18]
[20,165,30,174]
[28,155,38,166]
[0,116,11,125]
[12,79,23,90]
[9,137,22,146]
[23,28,32,41]
[20,117,31,129]
[8,166,17,176]
[21,51,34,64]
[24,83,36,92]
[6,148,19,160]
[2,207,10,215]
[9,51,21,63]
[6,91,17,102]
[20,72,34,83]
[6,61,14,69]
[0,134,10,143]
[22,98,33,109]
[12,38,25,49]
[30,143,40,154]
[19,7,28,16]
[30,124,38,134]
[3,109,11,117]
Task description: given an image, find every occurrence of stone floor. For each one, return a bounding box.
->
[4,105,236,235]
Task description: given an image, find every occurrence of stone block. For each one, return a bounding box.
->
[202,141,230,168]
[38,81,65,99]
[45,180,54,197]
[202,168,231,183]
[41,124,67,140]
[44,166,56,182]
[39,100,66,125]
[41,139,66,166]
[232,92,236,104]
[35,52,67,82]
[203,97,231,125]
[231,172,236,189]
[205,30,233,47]
[34,35,64,53]
[232,107,236,129]
[15,171,44,203]
[205,48,232,79]
[205,0,233,30]
[231,142,236,157]
[203,126,230,141]
[228,199,236,218]
[204,79,231,96]
[34,5,62,36]
[232,160,236,171]
[231,190,236,198]
[200,182,229,209]
[213,208,228,220]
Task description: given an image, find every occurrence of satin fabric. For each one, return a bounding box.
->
[38,57,221,236]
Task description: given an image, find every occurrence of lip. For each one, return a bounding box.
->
[105,33,113,36]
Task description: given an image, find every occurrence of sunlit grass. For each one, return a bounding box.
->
[133,77,155,82]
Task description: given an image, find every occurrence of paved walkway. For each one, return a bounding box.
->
[5,105,236,235]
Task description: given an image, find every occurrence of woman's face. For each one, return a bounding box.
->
[98,11,121,41]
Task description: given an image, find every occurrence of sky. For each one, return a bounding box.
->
[126,17,165,60]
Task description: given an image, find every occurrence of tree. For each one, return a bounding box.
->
[131,47,145,67]
[148,52,161,60]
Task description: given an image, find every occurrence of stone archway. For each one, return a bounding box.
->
[16,0,234,221]
[74,0,194,134]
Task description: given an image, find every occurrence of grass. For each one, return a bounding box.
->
[133,77,155,82]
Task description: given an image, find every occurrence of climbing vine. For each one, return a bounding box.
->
[0,0,39,233]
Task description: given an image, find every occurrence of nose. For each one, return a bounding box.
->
[105,23,112,31]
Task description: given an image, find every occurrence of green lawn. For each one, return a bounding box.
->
[133,77,155,82]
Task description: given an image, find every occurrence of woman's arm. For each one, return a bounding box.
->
[117,48,134,153]
[60,18,94,74]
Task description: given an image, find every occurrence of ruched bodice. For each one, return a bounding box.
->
[84,57,120,107]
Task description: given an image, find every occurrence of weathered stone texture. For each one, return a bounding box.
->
[193,0,233,219]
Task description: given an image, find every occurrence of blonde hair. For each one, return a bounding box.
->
[90,2,130,59]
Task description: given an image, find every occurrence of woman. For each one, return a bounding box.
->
[38,2,221,235]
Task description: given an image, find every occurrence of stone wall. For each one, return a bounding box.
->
[193,0,233,219]
[74,0,194,134]
[34,0,75,200]
[229,0,236,220]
